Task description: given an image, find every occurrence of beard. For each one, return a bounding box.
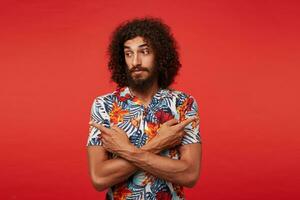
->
[126,65,158,93]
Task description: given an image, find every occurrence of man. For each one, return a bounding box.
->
[87,17,202,200]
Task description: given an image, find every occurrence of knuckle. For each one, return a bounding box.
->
[178,131,184,137]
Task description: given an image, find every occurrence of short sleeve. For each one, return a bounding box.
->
[86,97,110,146]
[181,96,201,145]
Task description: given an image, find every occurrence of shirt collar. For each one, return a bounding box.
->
[116,86,171,106]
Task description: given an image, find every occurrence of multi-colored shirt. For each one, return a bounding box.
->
[87,86,201,200]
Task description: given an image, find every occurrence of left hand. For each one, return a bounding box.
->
[154,116,198,150]
[89,121,132,154]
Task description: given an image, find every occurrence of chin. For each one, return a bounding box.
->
[132,75,148,81]
[128,72,157,90]
[132,79,146,85]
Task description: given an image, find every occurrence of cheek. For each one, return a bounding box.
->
[143,55,155,67]
[125,58,131,68]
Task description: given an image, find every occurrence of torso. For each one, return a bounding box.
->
[88,86,200,200]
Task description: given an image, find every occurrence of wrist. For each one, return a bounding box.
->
[117,144,151,166]
[117,143,137,158]
[142,138,162,154]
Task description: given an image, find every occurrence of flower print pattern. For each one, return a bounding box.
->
[177,96,194,122]
[113,184,132,200]
[109,102,129,124]
[173,184,185,199]
[156,191,172,200]
[87,86,201,199]
[145,122,160,142]
[155,109,174,124]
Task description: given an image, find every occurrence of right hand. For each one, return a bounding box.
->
[89,121,133,154]
[154,116,198,150]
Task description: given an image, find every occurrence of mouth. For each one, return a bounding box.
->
[132,70,144,76]
[130,66,148,72]
[131,69,147,74]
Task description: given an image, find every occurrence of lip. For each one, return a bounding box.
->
[132,70,144,74]
[131,70,145,73]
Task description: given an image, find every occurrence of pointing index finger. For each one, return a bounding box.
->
[89,121,111,133]
[175,116,198,130]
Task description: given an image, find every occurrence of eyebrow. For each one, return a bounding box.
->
[124,43,149,50]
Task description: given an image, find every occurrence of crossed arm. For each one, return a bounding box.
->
[87,117,202,191]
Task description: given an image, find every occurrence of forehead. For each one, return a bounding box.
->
[123,36,149,50]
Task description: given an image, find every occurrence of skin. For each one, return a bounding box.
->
[87,36,202,192]
[123,36,159,106]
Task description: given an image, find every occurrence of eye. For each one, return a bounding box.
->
[125,52,133,57]
[142,49,150,55]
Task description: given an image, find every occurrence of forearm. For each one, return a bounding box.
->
[91,157,135,191]
[89,115,200,190]
[92,140,165,191]
[118,145,195,187]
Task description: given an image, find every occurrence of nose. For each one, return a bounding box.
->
[132,53,141,67]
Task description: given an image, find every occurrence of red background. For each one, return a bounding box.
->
[1,0,299,199]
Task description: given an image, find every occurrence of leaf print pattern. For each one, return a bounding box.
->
[87,86,201,199]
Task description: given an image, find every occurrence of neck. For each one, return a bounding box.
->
[129,82,159,107]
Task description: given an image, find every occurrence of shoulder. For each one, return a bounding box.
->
[92,89,119,104]
[162,88,199,112]
[163,88,196,100]
[89,90,119,116]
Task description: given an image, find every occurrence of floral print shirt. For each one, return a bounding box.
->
[87,86,201,200]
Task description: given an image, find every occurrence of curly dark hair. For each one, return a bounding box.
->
[107,17,181,89]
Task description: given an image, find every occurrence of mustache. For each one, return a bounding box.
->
[129,66,149,73]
